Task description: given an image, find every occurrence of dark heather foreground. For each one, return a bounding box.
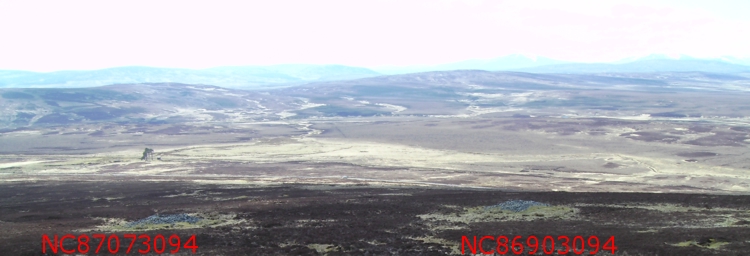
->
[1,180,749,256]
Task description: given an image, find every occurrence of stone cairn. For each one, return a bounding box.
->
[141,148,155,161]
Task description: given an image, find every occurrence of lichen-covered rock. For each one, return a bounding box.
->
[484,200,550,212]
[125,213,202,227]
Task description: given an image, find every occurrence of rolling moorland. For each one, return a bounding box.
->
[1,69,750,255]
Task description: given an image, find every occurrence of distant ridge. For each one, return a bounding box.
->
[3,54,750,89]
[374,54,569,74]
[376,54,750,74]
[0,65,381,89]
[611,53,704,64]
[515,59,750,74]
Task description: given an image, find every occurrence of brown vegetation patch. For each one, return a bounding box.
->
[730,126,750,132]
[689,126,714,133]
[206,112,230,120]
[556,127,581,135]
[88,130,105,136]
[684,132,748,147]
[597,181,639,186]
[152,125,195,135]
[677,151,718,158]
[620,131,680,143]
[470,124,495,129]
[603,162,621,168]
[502,120,544,131]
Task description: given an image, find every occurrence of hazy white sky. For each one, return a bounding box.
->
[1,0,749,71]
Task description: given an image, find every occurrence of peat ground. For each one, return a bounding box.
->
[1,181,749,255]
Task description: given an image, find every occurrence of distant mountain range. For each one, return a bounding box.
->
[513,54,750,74]
[611,54,703,64]
[516,59,750,74]
[373,54,568,74]
[375,54,750,75]
[718,56,750,66]
[0,65,382,89]
[614,54,750,66]
[1,55,749,89]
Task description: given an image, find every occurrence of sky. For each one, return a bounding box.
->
[1,0,749,72]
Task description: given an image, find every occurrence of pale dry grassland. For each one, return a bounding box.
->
[1,116,748,194]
